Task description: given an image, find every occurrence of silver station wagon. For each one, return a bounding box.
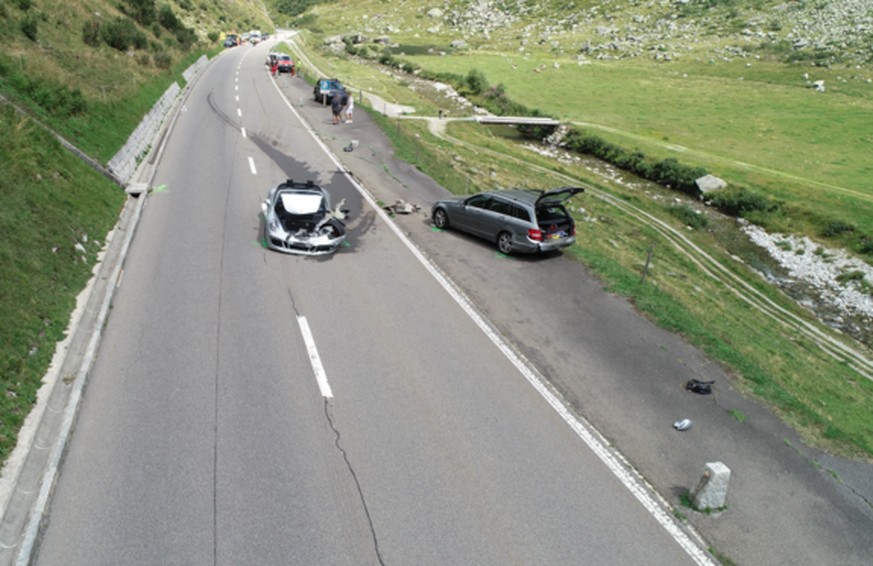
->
[431,187,584,255]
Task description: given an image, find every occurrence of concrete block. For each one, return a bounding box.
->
[125,182,148,196]
[692,461,730,510]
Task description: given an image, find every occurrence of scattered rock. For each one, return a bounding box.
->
[696,174,727,194]
[383,200,421,215]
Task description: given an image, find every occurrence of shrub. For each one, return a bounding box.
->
[465,69,488,95]
[858,238,873,256]
[21,16,38,41]
[153,51,172,69]
[158,4,181,31]
[15,0,32,10]
[101,17,145,51]
[668,204,708,229]
[821,220,855,238]
[207,31,219,42]
[378,49,395,66]
[124,0,155,26]
[275,0,321,18]
[82,19,101,46]
[9,74,88,117]
[173,26,197,49]
[651,158,706,196]
[708,188,780,217]
[418,69,464,87]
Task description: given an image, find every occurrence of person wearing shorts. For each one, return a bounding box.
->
[331,94,344,125]
[344,94,354,123]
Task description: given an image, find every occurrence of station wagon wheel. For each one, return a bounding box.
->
[433,208,449,229]
[497,232,513,255]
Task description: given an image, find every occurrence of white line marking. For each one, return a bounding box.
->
[270,79,714,565]
[235,95,239,102]
[116,269,125,289]
[237,108,242,117]
[241,127,247,139]
[248,157,257,175]
[297,316,333,398]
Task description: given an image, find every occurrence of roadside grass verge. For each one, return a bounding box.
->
[0,104,124,463]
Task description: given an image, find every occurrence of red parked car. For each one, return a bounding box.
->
[277,54,295,75]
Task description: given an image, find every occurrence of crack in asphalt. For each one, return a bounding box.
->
[284,284,383,561]
[323,399,385,566]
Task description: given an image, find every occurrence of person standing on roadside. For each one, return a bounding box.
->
[344,93,354,123]
[331,92,345,125]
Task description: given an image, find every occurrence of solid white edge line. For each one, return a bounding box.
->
[269,78,713,566]
[297,316,333,398]
[248,157,257,175]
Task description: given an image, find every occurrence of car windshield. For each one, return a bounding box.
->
[279,192,324,215]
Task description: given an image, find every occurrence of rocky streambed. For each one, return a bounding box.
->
[741,223,873,348]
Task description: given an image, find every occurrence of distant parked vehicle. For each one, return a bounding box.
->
[223,34,238,48]
[277,54,295,75]
[431,187,584,255]
[313,78,345,103]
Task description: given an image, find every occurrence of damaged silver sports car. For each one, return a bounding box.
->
[260,179,349,256]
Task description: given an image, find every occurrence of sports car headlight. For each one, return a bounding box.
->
[268,218,281,232]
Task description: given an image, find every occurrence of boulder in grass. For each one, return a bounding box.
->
[696,174,727,194]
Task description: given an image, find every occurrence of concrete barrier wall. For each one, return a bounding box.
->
[183,55,209,84]
[107,55,210,184]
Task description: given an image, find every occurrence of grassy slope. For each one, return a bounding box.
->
[0,105,124,461]
[0,0,274,464]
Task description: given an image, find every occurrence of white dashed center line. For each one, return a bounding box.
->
[297,316,333,398]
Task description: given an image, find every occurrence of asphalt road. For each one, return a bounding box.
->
[33,44,706,564]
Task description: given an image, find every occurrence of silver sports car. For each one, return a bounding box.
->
[260,179,348,256]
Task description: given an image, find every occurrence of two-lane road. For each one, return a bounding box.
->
[35,44,707,565]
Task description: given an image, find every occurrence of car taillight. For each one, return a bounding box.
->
[570,225,576,236]
[528,228,543,241]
